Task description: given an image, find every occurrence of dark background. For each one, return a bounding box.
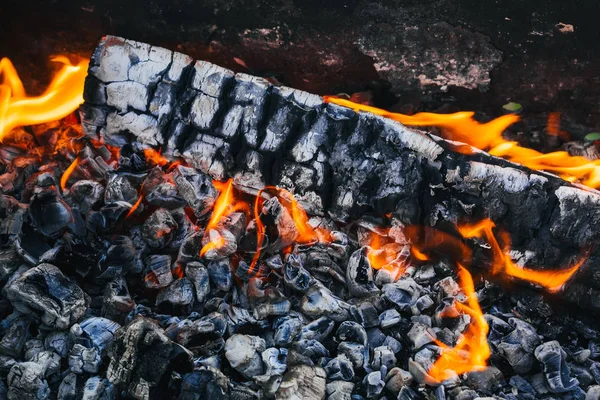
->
[1,0,599,138]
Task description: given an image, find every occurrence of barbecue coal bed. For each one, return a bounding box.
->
[0,4,599,400]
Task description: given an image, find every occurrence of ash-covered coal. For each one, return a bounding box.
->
[0,124,598,400]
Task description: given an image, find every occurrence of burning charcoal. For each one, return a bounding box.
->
[24,340,44,361]
[350,301,380,328]
[326,380,354,400]
[436,276,461,297]
[70,180,105,212]
[104,173,139,204]
[57,372,77,400]
[465,367,504,393]
[588,386,600,400]
[224,334,265,379]
[172,312,227,346]
[225,305,270,334]
[412,295,435,314]
[408,358,445,386]
[201,229,237,260]
[283,254,312,292]
[219,212,247,240]
[146,182,186,209]
[107,316,193,394]
[534,340,580,393]
[346,248,380,297]
[497,318,542,374]
[102,278,136,324]
[385,367,413,394]
[262,347,288,376]
[337,342,367,369]
[336,322,367,345]
[261,197,299,252]
[5,263,89,330]
[145,254,174,289]
[325,355,355,381]
[44,331,71,358]
[69,344,101,374]
[185,262,210,305]
[371,346,397,371]
[172,166,217,218]
[292,340,329,361]
[301,284,351,322]
[177,232,204,265]
[29,190,73,237]
[0,315,30,358]
[179,367,229,399]
[299,317,335,342]
[156,278,195,315]
[99,235,136,278]
[208,259,233,292]
[82,376,115,400]
[253,299,291,320]
[169,208,193,250]
[407,322,437,349]
[79,317,121,353]
[364,370,385,397]
[142,208,178,248]
[379,309,402,328]
[276,364,326,400]
[274,313,305,347]
[382,278,422,311]
[7,362,50,400]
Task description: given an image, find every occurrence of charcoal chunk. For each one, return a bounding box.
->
[5,264,89,330]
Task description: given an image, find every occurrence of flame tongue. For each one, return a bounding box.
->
[0,56,88,141]
[325,96,600,189]
[428,264,490,381]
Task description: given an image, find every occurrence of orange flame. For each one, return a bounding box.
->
[275,187,331,243]
[457,219,583,293]
[365,230,407,278]
[324,97,600,189]
[125,183,144,219]
[199,231,226,258]
[143,148,170,167]
[199,179,249,257]
[249,188,266,274]
[0,56,88,141]
[428,264,490,381]
[60,156,80,190]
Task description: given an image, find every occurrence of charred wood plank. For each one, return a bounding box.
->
[81,36,600,311]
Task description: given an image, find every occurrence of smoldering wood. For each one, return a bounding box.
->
[81,36,600,311]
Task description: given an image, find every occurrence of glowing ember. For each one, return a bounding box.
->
[274,187,331,243]
[365,230,407,278]
[60,156,80,190]
[457,219,583,293]
[325,96,600,189]
[125,184,144,219]
[143,148,170,167]
[428,264,490,381]
[199,179,249,257]
[0,56,88,141]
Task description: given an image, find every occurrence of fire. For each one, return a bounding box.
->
[125,183,145,219]
[457,219,583,293]
[60,156,80,190]
[143,148,170,167]
[199,179,249,257]
[365,230,407,278]
[428,264,490,381]
[0,56,88,141]
[274,187,331,243]
[324,97,600,189]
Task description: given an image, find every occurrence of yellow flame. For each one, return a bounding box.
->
[325,96,600,189]
[0,56,88,141]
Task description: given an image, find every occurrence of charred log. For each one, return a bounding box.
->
[81,36,600,311]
